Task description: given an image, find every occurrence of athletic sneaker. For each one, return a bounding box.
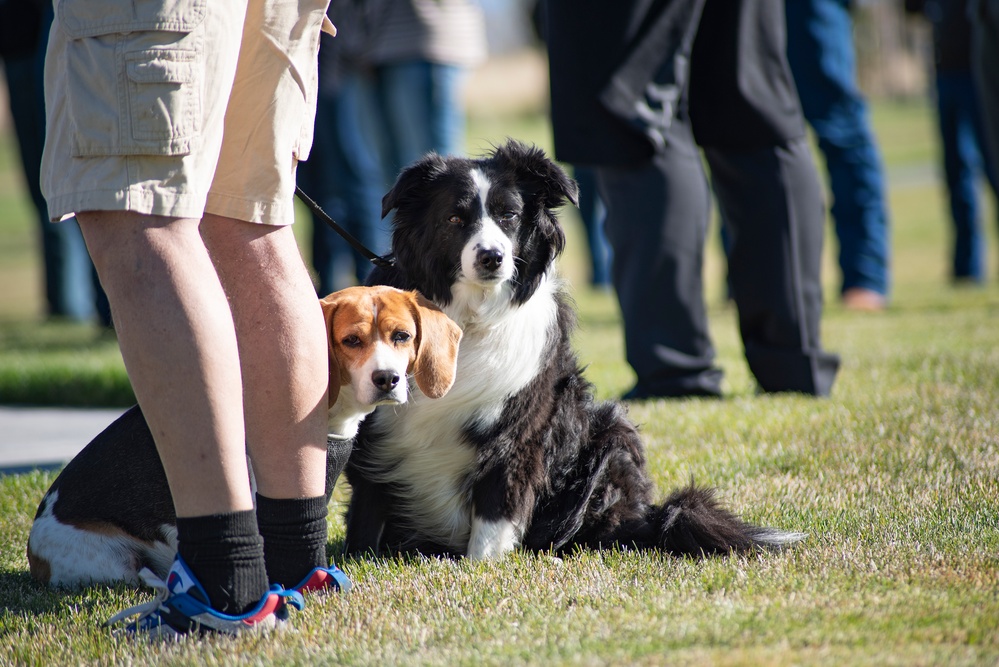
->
[291,563,353,594]
[105,555,305,639]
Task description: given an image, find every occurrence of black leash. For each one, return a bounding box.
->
[295,185,394,269]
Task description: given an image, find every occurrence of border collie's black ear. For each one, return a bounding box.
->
[382,152,449,218]
[494,140,580,209]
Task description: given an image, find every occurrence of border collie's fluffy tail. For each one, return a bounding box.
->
[643,484,805,556]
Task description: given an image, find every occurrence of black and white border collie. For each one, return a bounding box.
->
[345,140,803,560]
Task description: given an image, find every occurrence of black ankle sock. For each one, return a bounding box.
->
[175,510,269,616]
[255,494,329,588]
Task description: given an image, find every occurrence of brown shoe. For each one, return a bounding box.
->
[841,287,886,312]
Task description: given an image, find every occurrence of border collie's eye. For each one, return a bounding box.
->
[392,331,412,344]
[448,215,462,225]
[342,334,362,348]
[500,211,519,223]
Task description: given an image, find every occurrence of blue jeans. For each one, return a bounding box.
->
[298,71,389,294]
[785,0,891,297]
[573,167,612,287]
[935,70,998,281]
[372,60,466,179]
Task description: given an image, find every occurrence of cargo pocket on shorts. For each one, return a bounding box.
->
[123,48,201,155]
[58,0,206,157]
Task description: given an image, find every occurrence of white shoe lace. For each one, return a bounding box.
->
[105,567,171,628]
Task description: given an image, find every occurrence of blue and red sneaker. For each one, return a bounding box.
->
[291,563,353,594]
[105,555,305,639]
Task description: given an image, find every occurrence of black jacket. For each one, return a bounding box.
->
[546,0,806,166]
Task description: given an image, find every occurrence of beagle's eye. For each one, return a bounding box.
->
[447,215,463,225]
[342,334,362,348]
[392,331,412,344]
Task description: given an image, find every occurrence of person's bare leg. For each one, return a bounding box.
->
[200,214,330,587]
[77,210,253,517]
[200,214,328,501]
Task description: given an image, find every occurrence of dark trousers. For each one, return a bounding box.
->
[595,0,840,397]
[934,70,998,281]
[972,1,999,195]
[598,127,839,397]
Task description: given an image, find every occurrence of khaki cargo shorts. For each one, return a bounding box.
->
[41,0,333,226]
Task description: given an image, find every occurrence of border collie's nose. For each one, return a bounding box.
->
[372,370,400,392]
[476,247,504,273]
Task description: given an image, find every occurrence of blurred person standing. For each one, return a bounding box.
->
[970,0,999,189]
[365,0,486,180]
[785,0,892,310]
[529,2,613,290]
[546,0,840,399]
[1,0,109,325]
[573,166,613,289]
[906,0,998,284]
[298,2,388,294]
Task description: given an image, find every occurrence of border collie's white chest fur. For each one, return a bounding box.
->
[364,276,559,550]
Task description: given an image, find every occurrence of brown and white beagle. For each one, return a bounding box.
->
[26,285,461,588]
[322,285,462,439]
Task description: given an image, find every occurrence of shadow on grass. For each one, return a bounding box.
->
[0,568,84,618]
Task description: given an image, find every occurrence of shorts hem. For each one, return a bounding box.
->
[205,191,296,227]
[46,188,209,222]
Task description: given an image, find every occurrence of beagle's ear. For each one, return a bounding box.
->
[319,294,342,408]
[409,291,462,399]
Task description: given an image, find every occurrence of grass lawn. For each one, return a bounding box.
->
[1,96,998,665]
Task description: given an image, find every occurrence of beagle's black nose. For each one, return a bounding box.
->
[372,369,401,392]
